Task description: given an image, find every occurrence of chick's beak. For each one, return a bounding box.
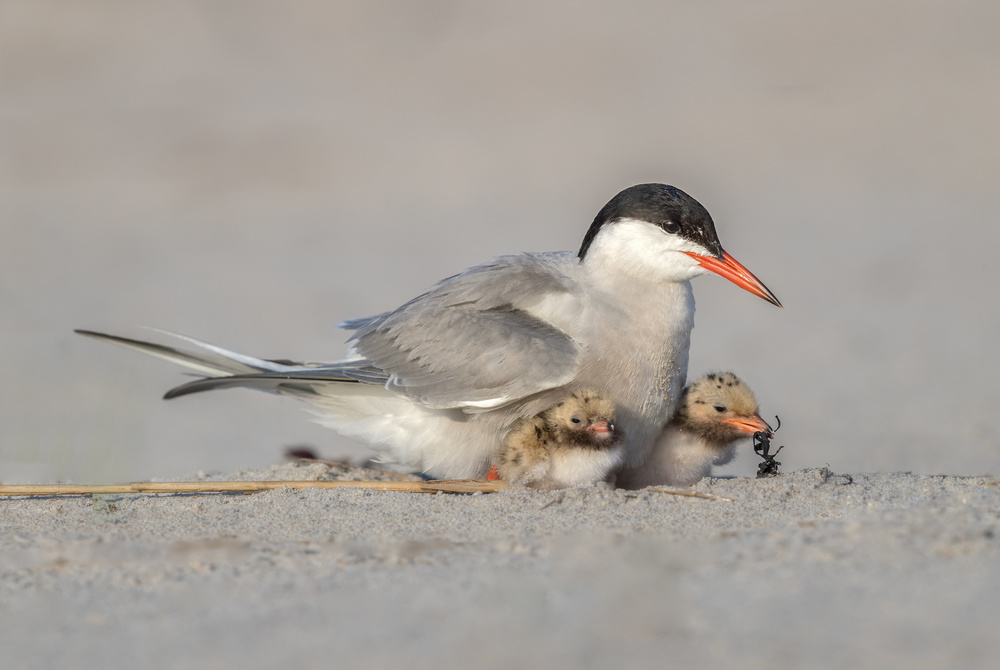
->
[685,249,782,307]
[587,420,612,434]
[721,414,773,435]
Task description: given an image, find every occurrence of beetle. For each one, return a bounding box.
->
[753,415,784,478]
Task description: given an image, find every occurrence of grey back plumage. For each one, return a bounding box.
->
[344,252,583,409]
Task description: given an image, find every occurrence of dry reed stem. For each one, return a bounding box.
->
[0,479,509,497]
[0,480,735,500]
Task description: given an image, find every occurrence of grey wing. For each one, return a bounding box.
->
[76,329,372,399]
[337,313,389,332]
[344,252,583,410]
[163,367,364,399]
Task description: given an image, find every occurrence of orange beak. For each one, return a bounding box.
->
[685,249,782,307]
[587,420,612,434]
[722,414,773,435]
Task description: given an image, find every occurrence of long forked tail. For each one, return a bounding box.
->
[74,329,376,399]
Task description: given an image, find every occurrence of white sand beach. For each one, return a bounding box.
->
[3,464,1000,669]
[3,1,1000,667]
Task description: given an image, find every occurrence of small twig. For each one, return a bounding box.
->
[648,487,733,502]
[0,479,509,498]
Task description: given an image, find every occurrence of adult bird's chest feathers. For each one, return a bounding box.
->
[575,277,696,465]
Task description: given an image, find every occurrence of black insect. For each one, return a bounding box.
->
[753,416,784,478]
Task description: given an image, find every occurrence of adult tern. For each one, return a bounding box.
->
[77,184,780,478]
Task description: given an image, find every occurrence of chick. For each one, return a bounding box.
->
[496,390,625,489]
[616,372,771,489]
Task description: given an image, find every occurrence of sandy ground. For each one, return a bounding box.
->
[3,463,1000,669]
[3,0,1000,483]
[4,2,1000,667]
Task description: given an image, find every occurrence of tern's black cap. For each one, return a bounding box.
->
[578,184,723,260]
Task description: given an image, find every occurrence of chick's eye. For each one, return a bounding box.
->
[663,221,680,234]
[570,417,582,424]
[714,405,726,413]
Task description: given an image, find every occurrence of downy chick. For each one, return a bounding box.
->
[616,372,771,488]
[497,390,625,489]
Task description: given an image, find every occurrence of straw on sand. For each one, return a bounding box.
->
[0,479,508,496]
[0,480,734,500]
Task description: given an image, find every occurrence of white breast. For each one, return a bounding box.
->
[616,427,723,488]
[572,278,695,466]
[547,448,625,488]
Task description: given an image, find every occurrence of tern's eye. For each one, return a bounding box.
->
[663,221,680,234]
[714,404,726,413]
[570,417,582,424]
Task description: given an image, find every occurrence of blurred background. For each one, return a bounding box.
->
[2,0,998,483]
